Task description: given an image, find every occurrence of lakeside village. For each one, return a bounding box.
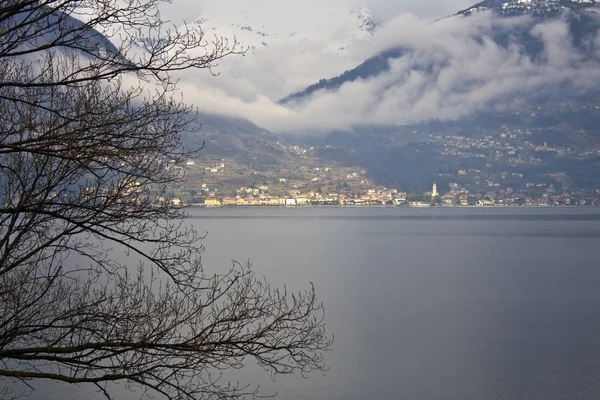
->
[161,181,600,208]
[196,183,442,207]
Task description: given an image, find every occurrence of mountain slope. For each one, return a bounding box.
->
[182,113,287,172]
[279,48,404,104]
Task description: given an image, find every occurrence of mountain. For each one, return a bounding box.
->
[192,2,380,57]
[280,0,600,105]
[27,1,600,198]
[277,0,600,195]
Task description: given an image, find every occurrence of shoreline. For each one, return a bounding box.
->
[185,204,596,209]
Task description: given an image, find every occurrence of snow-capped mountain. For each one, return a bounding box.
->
[335,5,381,54]
[193,1,380,57]
[458,0,597,17]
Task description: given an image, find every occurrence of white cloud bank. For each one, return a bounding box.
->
[173,6,600,133]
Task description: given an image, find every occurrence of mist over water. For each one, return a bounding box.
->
[18,207,600,400]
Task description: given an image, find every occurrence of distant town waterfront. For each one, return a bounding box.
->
[184,181,596,208]
[162,181,600,208]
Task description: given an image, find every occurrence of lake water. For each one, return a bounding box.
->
[16,207,600,399]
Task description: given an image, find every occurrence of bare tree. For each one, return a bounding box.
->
[0,1,332,399]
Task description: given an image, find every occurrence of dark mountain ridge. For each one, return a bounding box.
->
[458,0,597,17]
[3,5,120,58]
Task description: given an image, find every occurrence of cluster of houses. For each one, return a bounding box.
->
[205,197,306,207]
[202,189,402,207]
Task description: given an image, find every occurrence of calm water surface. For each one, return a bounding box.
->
[20,208,600,399]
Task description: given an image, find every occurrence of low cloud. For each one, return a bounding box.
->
[176,10,600,133]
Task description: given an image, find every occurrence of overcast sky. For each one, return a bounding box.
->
[368,0,474,20]
[161,0,475,25]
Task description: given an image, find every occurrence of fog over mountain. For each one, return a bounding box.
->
[171,0,600,133]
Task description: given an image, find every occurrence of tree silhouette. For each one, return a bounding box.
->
[0,1,331,399]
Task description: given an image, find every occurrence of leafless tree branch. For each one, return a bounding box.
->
[0,1,331,399]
